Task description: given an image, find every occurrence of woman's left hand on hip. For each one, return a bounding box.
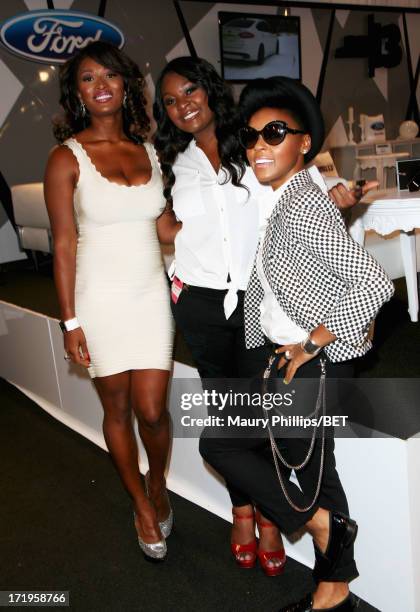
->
[275,343,315,384]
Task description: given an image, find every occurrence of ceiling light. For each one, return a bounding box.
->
[39,70,49,82]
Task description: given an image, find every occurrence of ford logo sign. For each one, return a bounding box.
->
[370,121,385,131]
[0,10,124,64]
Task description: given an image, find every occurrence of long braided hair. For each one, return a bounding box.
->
[53,41,149,143]
[153,57,247,208]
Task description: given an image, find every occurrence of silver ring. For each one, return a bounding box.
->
[285,350,292,360]
[64,354,71,361]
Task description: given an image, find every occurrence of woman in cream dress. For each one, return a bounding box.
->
[45,42,177,560]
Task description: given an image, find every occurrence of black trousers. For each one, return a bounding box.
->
[171,284,270,508]
[173,284,358,581]
[199,354,358,582]
[171,285,270,378]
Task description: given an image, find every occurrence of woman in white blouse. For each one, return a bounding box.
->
[153,56,375,577]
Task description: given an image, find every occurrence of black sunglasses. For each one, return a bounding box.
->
[238,120,306,149]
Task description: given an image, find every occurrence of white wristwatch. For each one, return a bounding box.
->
[59,317,80,333]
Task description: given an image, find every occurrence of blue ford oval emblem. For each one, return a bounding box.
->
[0,10,124,64]
[371,121,385,131]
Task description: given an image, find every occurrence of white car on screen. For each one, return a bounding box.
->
[222,17,279,65]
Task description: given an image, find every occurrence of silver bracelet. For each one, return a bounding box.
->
[301,335,323,356]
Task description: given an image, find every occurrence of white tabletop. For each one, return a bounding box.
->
[349,187,420,322]
[351,188,420,235]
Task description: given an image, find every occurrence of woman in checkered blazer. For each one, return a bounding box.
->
[200,77,394,612]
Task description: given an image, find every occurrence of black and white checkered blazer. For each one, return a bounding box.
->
[244,169,394,362]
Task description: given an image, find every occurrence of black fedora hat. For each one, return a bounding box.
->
[238,76,325,164]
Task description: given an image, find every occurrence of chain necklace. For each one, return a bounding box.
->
[262,356,327,512]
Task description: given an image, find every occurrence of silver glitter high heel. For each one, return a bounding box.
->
[159,507,174,539]
[144,471,174,538]
[133,511,167,561]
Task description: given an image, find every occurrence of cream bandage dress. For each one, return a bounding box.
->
[63,138,174,378]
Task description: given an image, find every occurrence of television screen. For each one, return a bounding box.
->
[219,12,301,82]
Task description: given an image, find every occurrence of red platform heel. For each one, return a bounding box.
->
[256,511,286,577]
[231,509,257,569]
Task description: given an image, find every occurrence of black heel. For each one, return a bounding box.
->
[313,512,358,582]
[279,592,359,611]
[344,520,358,548]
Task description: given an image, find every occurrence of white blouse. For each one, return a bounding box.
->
[170,139,270,318]
[256,168,330,345]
